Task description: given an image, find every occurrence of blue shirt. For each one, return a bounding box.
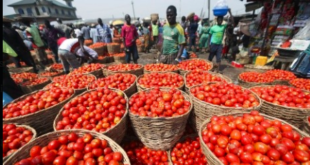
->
[188,22,198,37]
[96,24,111,43]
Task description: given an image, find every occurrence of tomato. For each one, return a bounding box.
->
[112,152,123,161]
[41,151,57,164]
[30,146,42,158]
[48,140,61,150]
[293,150,310,162]
[53,156,67,165]
[66,156,79,165]
[240,152,253,163]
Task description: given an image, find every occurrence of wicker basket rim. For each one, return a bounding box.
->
[198,112,310,165]
[3,88,76,121]
[128,87,193,119]
[3,124,37,161]
[136,72,185,90]
[249,85,310,111]
[184,70,232,88]
[188,83,263,110]
[178,58,213,71]
[53,88,129,134]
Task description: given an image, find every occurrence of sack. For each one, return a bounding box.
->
[214,0,228,9]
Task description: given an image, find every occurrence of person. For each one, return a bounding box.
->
[97,18,112,43]
[57,35,95,74]
[3,40,25,99]
[81,24,91,40]
[13,26,25,40]
[43,20,64,63]
[142,22,151,53]
[151,20,159,48]
[187,15,199,52]
[208,9,234,73]
[90,24,98,43]
[199,22,210,53]
[21,18,49,68]
[3,18,38,73]
[121,14,139,64]
[181,16,187,30]
[54,18,70,38]
[159,5,186,64]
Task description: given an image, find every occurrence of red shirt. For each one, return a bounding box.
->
[121,24,138,47]
[57,37,67,46]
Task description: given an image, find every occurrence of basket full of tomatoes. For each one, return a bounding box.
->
[137,72,185,92]
[112,53,126,64]
[3,123,37,162]
[3,130,131,165]
[265,69,296,85]
[250,85,310,128]
[3,87,75,135]
[238,71,275,88]
[53,87,128,144]
[20,77,51,94]
[128,87,193,150]
[189,82,262,132]
[177,58,213,76]
[88,73,137,97]
[199,111,310,165]
[70,63,105,78]
[185,70,232,93]
[289,78,310,91]
[104,64,144,77]
[144,63,179,74]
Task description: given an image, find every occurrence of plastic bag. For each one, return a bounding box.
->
[293,19,310,40]
[214,0,228,9]
[3,92,13,106]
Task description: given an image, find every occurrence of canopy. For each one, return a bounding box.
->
[113,20,124,26]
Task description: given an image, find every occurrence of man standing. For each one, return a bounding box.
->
[3,18,38,73]
[159,5,186,64]
[90,24,98,43]
[44,20,64,63]
[208,9,234,73]
[97,18,112,43]
[121,14,139,64]
[187,15,199,52]
[151,20,159,48]
[81,24,91,40]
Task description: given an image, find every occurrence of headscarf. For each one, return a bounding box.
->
[194,15,199,22]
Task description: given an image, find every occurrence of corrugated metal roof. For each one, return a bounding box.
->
[8,0,74,9]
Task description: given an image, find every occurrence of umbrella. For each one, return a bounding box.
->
[113,20,124,26]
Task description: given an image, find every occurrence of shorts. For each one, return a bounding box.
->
[208,44,223,63]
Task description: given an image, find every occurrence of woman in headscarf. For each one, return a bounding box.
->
[199,22,210,53]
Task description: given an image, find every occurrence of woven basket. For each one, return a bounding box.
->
[237,76,273,88]
[250,85,310,128]
[189,113,205,133]
[272,80,289,85]
[97,56,111,64]
[189,83,262,128]
[113,55,126,64]
[3,129,131,165]
[303,116,310,133]
[178,59,214,76]
[3,89,75,136]
[3,124,37,163]
[128,87,193,150]
[198,112,309,165]
[53,88,128,144]
[92,46,104,55]
[104,65,144,77]
[113,37,122,44]
[184,71,232,93]
[20,79,51,94]
[8,67,34,74]
[136,72,185,92]
[107,44,121,55]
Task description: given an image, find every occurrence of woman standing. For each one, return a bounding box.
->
[199,22,210,53]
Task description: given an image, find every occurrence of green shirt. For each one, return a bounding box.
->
[162,23,186,55]
[152,24,159,36]
[26,25,45,47]
[209,24,227,44]
[3,40,17,57]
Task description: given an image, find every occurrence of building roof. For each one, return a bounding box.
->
[4,14,21,20]
[8,0,75,9]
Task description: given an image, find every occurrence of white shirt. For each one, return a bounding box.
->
[76,46,98,59]
[58,38,79,51]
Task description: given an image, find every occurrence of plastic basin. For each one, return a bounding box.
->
[213,8,228,16]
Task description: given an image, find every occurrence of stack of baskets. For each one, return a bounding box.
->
[107,43,121,55]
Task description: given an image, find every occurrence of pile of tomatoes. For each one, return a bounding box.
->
[88,73,136,91]
[239,72,275,83]
[3,87,74,119]
[129,88,191,117]
[251,85,310,108]
[3,124,34,158]
[171,136,208,165]
[40,71,62,77]
[71,64,105,75]
[11,73,38,81]
[12,78,23,84]
[21,77,49,86]
[186,70,227,88]
[178,59,212,71]
[144,64,178,72]
[50,64,64,70]
[138,73,184,89]
[107,64,142,72]
[265,69,296,81]
[13,132,124,165]
[46,74,96,90]
[190,83,260,108]
[123,141,169,165]
[290,78,310,91]
[201,111,310,165]
[89,42,106,48]
[55,88,127,133]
